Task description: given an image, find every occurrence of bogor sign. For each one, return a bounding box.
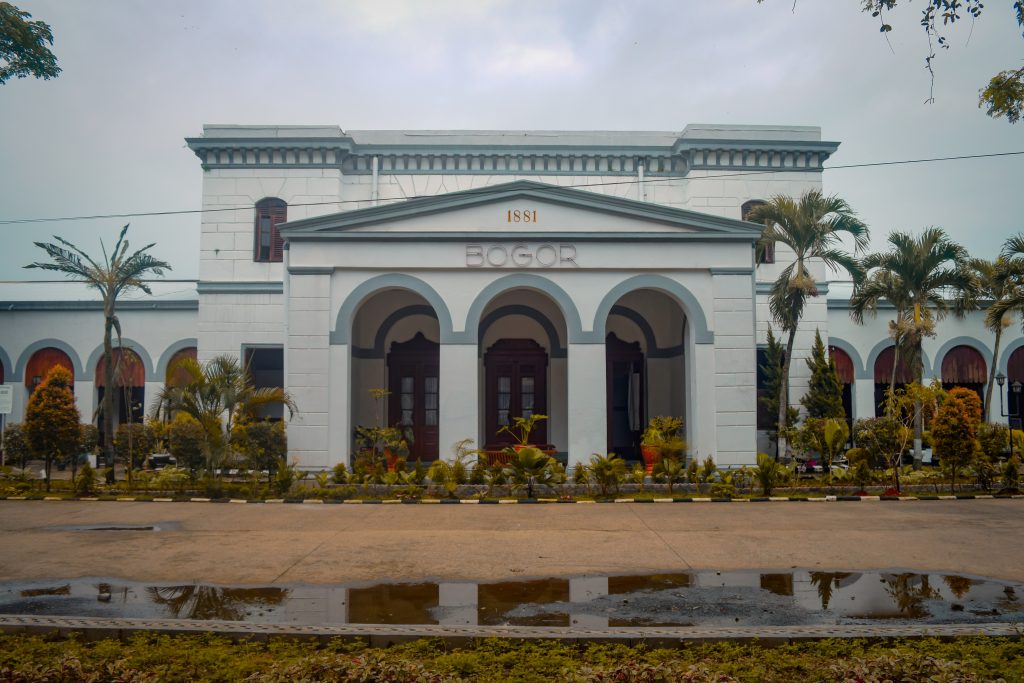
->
[466,244,578,268]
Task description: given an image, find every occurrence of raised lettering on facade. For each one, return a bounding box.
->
[466,244,578,268]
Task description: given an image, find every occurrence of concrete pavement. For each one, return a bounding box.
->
[1,499,1022,585]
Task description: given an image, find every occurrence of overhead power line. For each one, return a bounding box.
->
[0,150,1021,226]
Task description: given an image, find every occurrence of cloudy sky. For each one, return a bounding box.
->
[1,0,1021,299]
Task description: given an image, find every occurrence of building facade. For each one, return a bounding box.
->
[1,124,1019,468]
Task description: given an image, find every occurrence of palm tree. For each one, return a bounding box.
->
[747,191,869,458]
[849,228,975,465]
[969,256,1024,414]
[152,355,296,474]
[25,225,171,466]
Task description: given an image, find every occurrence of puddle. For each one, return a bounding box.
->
[0,570,1020,627]
[53,522,180,533]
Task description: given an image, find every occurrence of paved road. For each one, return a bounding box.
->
[1,500,1022,584]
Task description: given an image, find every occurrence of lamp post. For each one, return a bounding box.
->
[995,372,1022,461]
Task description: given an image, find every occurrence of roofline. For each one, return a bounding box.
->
[0,300,198,312]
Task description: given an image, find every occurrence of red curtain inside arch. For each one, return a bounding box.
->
[25,347,74,389]
[828,346,854,384]
[941,345,987,384]
[165,347,197,386]
[873,346,915,385]
[95,348,145,388]
[1008,346,1024,383]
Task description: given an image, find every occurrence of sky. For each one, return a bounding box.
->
[0,0,1022,300]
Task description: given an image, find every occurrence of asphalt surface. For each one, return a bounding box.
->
[1,499,1022,584]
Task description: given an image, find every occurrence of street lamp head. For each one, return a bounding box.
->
[1014,381,1023,395]
[997,372,1007,387]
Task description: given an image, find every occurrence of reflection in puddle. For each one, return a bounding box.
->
[0,570,1021,628]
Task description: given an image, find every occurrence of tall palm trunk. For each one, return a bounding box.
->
[888,341,900,409]
[985,324,1004,421]
[912,337,924,469]
[102,309,115,469]
[777,325,798,460]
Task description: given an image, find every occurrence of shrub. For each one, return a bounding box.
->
[932,387,983,493]
[75,463,96,496]
[652,456,686,494]
[24,366,80,491]
[168,414,206,474]
[1,423,31,470]
[755,453,785,496]
[113,422,155,471]
[232,420,287,479]
[1004,455,1021,492]
[588,453,626,497]
[503,446,559,499]
[331,462,349,485]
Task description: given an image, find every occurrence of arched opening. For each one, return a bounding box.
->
[95,347,146,439]
[941,344,987,410]
[1006,346,1024,427]
[478,289,567,455]
[351,290,440,462]
[603,289,687,463]
[165,347,197,387]
[254,197,287,263]
[828,345,855,430]
[873,346,913,416]
[25,347,74,394]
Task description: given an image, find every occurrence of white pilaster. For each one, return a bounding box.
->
[328,344,350,467]
[690,343,718,463]
[285,272,331,469]
[438,343,478,458]
[567,343,606,466]
[854,378,875,423]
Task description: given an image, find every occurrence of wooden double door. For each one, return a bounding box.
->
[484,339,548,448]
[387,333,439,461]
[606,333,645,460]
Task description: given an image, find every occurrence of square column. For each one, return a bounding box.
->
[285,272,331,470]
[567,343,606,467]
[438,343,478,458]
[854,377,876,423]
[327,344,351,467]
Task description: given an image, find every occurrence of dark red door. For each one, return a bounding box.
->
[387,333,439,461]
[484,339,548,448]
[606,333,644,460]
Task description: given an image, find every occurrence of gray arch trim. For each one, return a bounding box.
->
[352,305,439,359]
[864,339,934,381]
[592,274,714,345]
[85,339,157,382]
[609,305,683,358]
[13,339,86,381]
[331,274,455,345]
[826,336,866,380]
[999,336,1024,375]
[155,339,199,381]
[479,305,567,358]
[461,274,583,344]
[934,336,993,381]
[0,345,12,381]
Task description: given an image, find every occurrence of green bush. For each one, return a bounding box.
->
[24,366,80,491]
[933,387,983,493]
[168,414,207,473]
[1,423,31,469]
[113,422,156,470]
[232,420,287,478]
[75,462,95,496]
[755,453,785,496]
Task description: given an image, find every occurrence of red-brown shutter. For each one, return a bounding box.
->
[874,346,915,385]
[165,347,197,386]
[828,346,854,384]
[1008,346,1024,383]
[270,210,286,262]
[95,348,145,388]
[25,348,75,389]
[941,345,987,384]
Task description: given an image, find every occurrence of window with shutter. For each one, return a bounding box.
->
[254,198,287,263]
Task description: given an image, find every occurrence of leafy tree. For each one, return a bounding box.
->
[760,326,799,457]
[24,366,79,491]
[758,0,1024,124]
[2,422,30,470]
[0,2,59,85]
[26,225,171,465]
[748,192,868,458]
[232,420,287,482]
[802,329,846,419]
[850,228,974,465]
[932,387,983,492]
[854,415,911,492]
[167,413,206,474]
[152,354,296,475]
[113,422,155,474]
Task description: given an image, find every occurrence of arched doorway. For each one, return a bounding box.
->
[602,289,687,463]
[95,347,145,438]
[941,344,987,410]
[478,290,567,453]
[25,347,75,394]
[351,289,441,462]
[873,346,913,416]
[828,345,855,430]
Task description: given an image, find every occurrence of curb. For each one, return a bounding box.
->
[2,495,1022,505]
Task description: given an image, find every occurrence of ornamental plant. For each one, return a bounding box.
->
[931,387,983,493]
[232,420,287,482]
[113,422,156,474]
[24,365,80,490]
[801,329,846,419]
[167,413,206,474]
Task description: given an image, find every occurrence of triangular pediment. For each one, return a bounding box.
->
[280,180,761,239]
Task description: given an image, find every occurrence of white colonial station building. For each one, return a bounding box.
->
[1,124,1020,469]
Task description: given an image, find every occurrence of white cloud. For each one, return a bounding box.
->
[479,43,583,79]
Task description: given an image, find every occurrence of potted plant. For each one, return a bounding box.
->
[498,414,548,452]
[641,416,683,473]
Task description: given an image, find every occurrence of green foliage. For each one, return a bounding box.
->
[74,462,95,496]
[232,420,287,478]
[427,439,475,498]
[0,2,60,84]
[854,415,911,489]
[976,422,1009,460]
[77,423,98,455]
[797,417,850,476]
[1004,455,1021,491]
[755,452,786,496]
[503,446,560,499]
[24,365,80,491]
[497,413,548,446]
[588,452,626,497]
[113,422,155,471]
[331,462,349,485]
[981,67,1024,123]
[640,415,683,447]
[167,413,206,473]
[699,456,717,484]
[272,457,300,496]
[933,387,983,492]
[1,422,31,469]
[802,330,846,419]
[652,456,686,494]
